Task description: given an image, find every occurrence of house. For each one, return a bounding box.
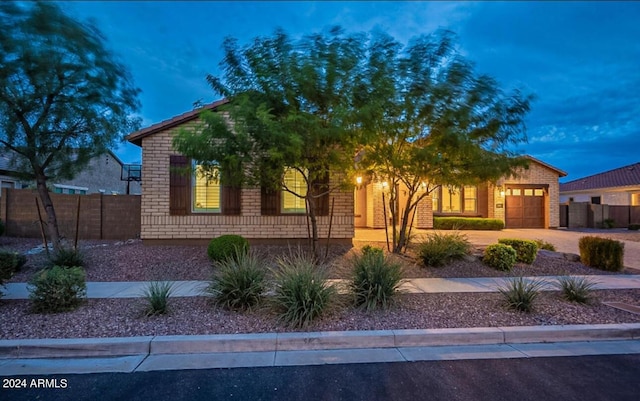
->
[126,100,566,245]
[356,156,566,230]
[126,100,353,245]
[560,162,640,206]
[0,150,141,195]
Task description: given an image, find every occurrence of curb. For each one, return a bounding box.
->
[2,324,640,359]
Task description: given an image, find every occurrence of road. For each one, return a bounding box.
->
[3,354,639,401]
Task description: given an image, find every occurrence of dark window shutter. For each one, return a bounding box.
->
[222,185,242,215]
[261,186,281,215]
[169,155,190,215]
[312,172,330,216]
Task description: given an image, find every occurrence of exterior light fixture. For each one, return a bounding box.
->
[381,181,388,188]
[498,185,505,197]
[356,176,363,185]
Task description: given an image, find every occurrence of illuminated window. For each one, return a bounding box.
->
[463,186,477,212]
[192,163,220,212]
[442,186,461,213]
[432,190,439,213]
[282,168,307,213]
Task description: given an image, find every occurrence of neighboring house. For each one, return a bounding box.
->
[126,101,566,245]
[0,150,141,195]
[126,100,353,245]
[356,156,566,230]
[560,162,640,206]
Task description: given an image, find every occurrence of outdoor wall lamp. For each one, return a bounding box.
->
[498,185,505,197]
[356,176,363,186]
[381,181,388,189]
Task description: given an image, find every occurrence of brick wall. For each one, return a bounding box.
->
[139,121,354,244]
[0,188,140,240]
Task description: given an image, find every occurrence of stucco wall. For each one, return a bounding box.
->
[139,121,354,243]
[54,152,141,195]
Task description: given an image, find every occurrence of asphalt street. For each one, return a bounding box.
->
[3,354,639,401]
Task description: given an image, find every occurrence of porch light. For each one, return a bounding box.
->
[498,185,505,197]
[356,176,363,185]
[421,182,427,190]
[381,181,388,188]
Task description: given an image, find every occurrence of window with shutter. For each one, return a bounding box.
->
[169,155,190,215]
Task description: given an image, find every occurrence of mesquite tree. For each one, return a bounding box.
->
[173,27,363,255]
[354,30,532,253]
[0,2,140,250]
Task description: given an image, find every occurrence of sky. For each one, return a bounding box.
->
[59,1,640,183]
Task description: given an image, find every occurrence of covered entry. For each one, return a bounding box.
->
[505,185,547,228]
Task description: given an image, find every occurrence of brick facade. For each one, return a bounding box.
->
[137,121,354,244]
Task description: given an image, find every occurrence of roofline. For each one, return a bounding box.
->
[524,155,567,177]
[125,98,230,147]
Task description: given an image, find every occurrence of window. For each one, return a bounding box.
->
[591,196,601,205]
[435,185,477,214]
[192,163,220,212]
[282,168,307,213]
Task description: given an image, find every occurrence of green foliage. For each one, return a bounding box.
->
[534,239,556,252]
[554,276,597,304]
[417,232,472,267]
[49,247,84,268]
[0,250,26,296]
[434,217,505,231]
[483,243,517,271]
[578,236,624,272]
[207,235,249,263]
[272,250,335,328]
[142,281,174,316]
[28,266,86,313]
[361,245,384,258]
[498,277,544,312]
[207,250,266,311]
[350,249,403,311]
[497,239,538,264]
[602,218,616,229]
[628,224,640,231]
[0,2,140,250]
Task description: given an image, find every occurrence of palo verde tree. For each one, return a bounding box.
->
[0,2,141,250]
[354,30,532,253]
[173,27,363,256]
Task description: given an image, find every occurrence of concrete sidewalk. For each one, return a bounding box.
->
[4,274,640,299]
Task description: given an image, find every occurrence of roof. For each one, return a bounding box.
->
[560,162,640,192]
[126,99,229,146]
[524,155,567,177]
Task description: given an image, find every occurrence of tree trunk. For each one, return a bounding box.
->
[394,196,414,253]
[35,172,62,252]
[307,195,319,258]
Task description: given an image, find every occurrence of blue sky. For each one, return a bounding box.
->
[60,1,640,182]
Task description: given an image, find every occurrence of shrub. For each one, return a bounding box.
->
[498,277,544,312]
[434,217,504,230]
[417,232,472,267]
[142,281,174,316]
[207,235,249,263]
[578,236,624,272]
[0,250,27,276]
[534,239,556,252]
[483,243,517,271]
[498,239,538,264]
[350,249,403,311]
[272,250,335,328]
[602,218,616,229]
[28,266,86,313]
[207,250,266,311]
[554,276,597,304]
[361,245,384,258]
[49,247,84,268]
[629,224,640,231]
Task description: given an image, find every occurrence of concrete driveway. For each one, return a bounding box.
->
[354,228,640,270]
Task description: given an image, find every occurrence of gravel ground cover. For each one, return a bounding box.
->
[1,236,639,340]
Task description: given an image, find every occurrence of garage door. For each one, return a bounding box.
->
[505,187,545,228]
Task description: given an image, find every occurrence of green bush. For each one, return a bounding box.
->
[272,250,335,328]
[578,236,624,272]
[0,250,27,278]
[417,232,472,267]
[142,281,174,316]
[534,239,556,252]
[361,245,384,258]
[602,218,616,229]
[554,276,597,304]
[498,277,544,312]
[28,266,86,313]
[498,239,538,264]
[434,217,504,230]
[350,249,403,311]
[207,250,266,311]
[207,235,249,263]
[483,243,517,271]
[628,224,640,231]
[49,247,84,268]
